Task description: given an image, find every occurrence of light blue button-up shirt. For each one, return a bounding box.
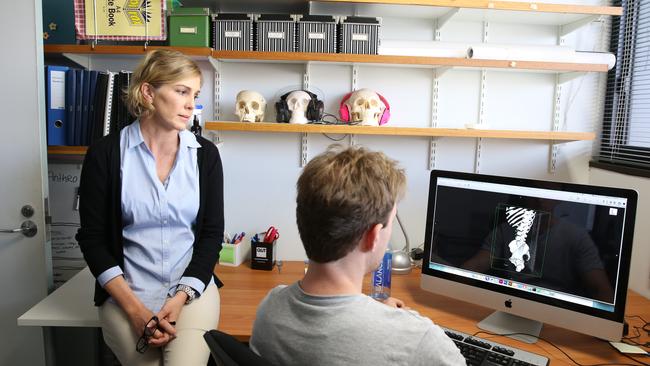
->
[97,121,206,313]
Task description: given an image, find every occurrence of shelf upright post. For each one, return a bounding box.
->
[301,62,312,167]
[349,64,360,146]
[474,21,489,174]
[208,56,222,144]
[549,29,568,173]
[429,17,452,171]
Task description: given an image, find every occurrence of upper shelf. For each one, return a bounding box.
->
[44,45,609,73]
[205,121,595,141]
[312,0,621,26]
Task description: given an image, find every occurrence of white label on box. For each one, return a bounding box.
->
[352,34,369,41]
[225,31,241,38]
[51,70,66,110]
[308,32,325,40]
[267,31,285,39]
[180,26,198,34]
[256,247,267,258]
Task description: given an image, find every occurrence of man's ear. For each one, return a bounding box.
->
[360,223,383,253]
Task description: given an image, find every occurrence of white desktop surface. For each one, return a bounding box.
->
[18,267,99,327]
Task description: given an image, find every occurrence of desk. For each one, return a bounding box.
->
[20,262,650,366]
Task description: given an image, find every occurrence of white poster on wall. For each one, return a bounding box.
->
[48,163,85,288]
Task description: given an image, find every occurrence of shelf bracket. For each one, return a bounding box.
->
[62,53,92,69]
[560,15,602,37]
[208,56,222,143]
[300,63,312,167]
[474,21,489,173]
[301,133,309,167]
[429,68,444,170]
[474,137,483,174]
[351,64,359,91]
[435,8,460,37]
[549,72,563,173]
[303,62,311,91]
[559,72,587,84]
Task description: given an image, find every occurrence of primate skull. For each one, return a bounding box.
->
[345,88,385,126]
[235,90,266,122]
[286,90,312,124]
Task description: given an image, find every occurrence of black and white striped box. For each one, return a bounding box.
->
[212,13,254,51]
[297,15,337,54]
[338,16,381,55]
[256,14,296,52]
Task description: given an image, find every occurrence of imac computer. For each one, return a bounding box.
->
[421,170,638,343]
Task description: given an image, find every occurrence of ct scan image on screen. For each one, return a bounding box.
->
[429,184,626,307]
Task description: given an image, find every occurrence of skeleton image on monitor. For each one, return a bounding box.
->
[489,203,550,277]
[505,206,535,272]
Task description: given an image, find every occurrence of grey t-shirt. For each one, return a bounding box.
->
[250,282,465,366]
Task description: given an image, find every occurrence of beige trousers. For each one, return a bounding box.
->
[99,283,220,366]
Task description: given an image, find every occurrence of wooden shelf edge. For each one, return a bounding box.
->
[44,44,212,56]
[212,50,609,72]
[44,45,609,73]
[205,121,595,141]
[318,0,622,16]
[47,146,88,155]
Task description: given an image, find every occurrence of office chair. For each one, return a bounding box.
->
[203,329,276,366]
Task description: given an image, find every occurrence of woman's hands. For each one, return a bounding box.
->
[127,307,172,348]
[156,292,187,335]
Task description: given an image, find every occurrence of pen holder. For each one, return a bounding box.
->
[219,241,249,267]
[251,239,277,270]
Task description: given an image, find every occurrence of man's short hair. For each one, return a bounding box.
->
[296,145,406,263]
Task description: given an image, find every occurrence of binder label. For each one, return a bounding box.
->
[51,71,66,110]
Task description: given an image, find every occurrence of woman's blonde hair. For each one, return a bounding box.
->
[125,49,202,118]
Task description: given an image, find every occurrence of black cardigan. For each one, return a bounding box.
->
[76,132,224,306]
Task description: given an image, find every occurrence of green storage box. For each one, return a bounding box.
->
[169,8,210,47]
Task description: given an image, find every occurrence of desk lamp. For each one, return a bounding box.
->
[391,212,412,274]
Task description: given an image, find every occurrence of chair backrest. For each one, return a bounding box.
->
[203,329,276,366]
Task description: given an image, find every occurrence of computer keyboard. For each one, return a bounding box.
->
[442,327,549,366]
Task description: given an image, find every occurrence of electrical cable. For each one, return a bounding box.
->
[472,330,649,366]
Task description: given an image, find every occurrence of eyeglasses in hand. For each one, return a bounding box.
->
[136,315,159,354]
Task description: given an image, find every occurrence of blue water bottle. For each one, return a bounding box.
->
[370,250,392,300]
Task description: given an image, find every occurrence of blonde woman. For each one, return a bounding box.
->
[77,49,223,365]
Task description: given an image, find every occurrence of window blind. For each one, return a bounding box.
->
[594,0,650,172]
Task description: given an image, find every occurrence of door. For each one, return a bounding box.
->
[0,0,49,364]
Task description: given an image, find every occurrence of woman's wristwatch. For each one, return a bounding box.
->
[175,284,197,304]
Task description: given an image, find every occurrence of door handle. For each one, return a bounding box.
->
[0,220,37,237]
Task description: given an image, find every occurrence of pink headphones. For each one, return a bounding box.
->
[339,90,391,125]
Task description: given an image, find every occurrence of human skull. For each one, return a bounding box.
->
[235,90,266,122]
[286,90,312,124]
[345,88,385,126]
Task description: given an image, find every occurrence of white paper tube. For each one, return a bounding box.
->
[467,44,576,61]
[573,51,616,70]
[379,40,469,58]
[467,44,616,70]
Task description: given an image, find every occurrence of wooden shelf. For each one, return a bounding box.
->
[43,44,212,57]
[47,146,88,155]
[213,50,608,72]
[45,46,609,73]
[318,0,622,16]
[206,121,595,142]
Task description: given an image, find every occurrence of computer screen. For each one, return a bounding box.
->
[421,170,638,342]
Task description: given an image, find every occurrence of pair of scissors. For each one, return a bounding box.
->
[263,226,279,243]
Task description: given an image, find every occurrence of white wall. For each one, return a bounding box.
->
[55,3,610,263]
[590,168,650,299]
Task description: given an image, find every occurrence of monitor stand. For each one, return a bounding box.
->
[477,311,542,344]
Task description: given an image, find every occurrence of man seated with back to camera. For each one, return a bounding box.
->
[249,145,464,366]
